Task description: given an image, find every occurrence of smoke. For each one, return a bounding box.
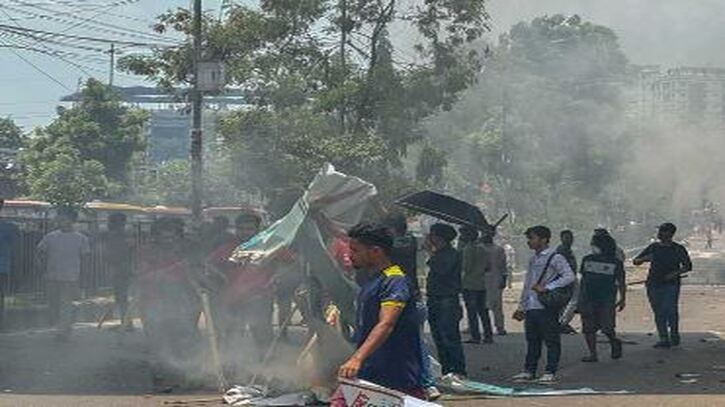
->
[485,0,725,66]
[620,118,725,223]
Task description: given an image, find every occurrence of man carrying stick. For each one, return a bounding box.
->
[338,223,424,398]
[633,223,692,348]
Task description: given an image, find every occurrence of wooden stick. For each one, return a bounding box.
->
[493,214,509,228]
[249,302,300,386]
[96,303,114,329]
[628,274,689,286]
[296,332,319,366]
[199,291,228,392]
[162,397,222,406]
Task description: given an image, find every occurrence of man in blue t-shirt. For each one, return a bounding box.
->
[338,223,424,397]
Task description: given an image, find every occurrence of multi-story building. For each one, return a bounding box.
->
[61,86,246,163]
[627,66,725,130]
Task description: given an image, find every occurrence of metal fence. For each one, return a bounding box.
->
[3,216,151,304]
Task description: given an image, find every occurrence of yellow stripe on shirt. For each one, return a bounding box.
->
[382,265,405,277]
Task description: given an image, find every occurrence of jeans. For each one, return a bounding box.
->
[524,308,561,374]
[46,280,80,336]
[462,289,493,341]
[428,296,466,376]
[112,270,131,325]
[647,282,681,341]
[487,288,505,333]
[416,300,436,388]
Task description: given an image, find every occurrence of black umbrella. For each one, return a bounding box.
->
[394,190,492,230]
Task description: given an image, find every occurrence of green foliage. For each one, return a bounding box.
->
[135,159,191,206]
[19,79,149,205]
[120,1,490,207]
[0,118,24,150]
[22,145,112,207]
[217,107,388,215]
[134,141,258,208]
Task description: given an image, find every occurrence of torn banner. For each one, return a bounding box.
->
[333,378,441,407]
[231,163,377,327]
[438,374,631,397]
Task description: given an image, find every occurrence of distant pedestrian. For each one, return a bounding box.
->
[460,226,494,344]
[512,226,575,384]
[101,212,134,329]
[556,230,577,272]
[425,223,466,378]
[137,217,200,388]
[503,240,516,289]
[207,213,274,356]
[705,227,714,250]
[37,207,91,340]
[385,212,420,295]
[0,199,19,329]
[557,230,579,334]
[579,233,626,363]
[482,231,508,336]
[633,223,692,348]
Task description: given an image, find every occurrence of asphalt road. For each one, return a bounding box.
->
[0,286,724,406]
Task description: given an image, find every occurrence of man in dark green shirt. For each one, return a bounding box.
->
[460,226,494,344]
[634,223,692,348]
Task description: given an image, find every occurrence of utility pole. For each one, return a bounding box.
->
[191,0,203,226]
[338,0,347,133]
[108,43,115,86]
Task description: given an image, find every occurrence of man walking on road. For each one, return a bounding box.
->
[512,226,575,384]
[633,223,692,348]
[557,230,579,334]
[482,231,508,336]
[102,212,134,329]
[426,223,467,378]
[579,233,626,363]
[37,208,90,340]
[460,226,494,344]
[338,223,423,397]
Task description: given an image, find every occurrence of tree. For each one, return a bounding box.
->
[22,145,111,207]
[20,79,148,205]
[427,14,631,231]
[120,1,490,211]
[0,118,24,150]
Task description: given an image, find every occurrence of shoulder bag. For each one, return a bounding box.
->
[536,253,574,310]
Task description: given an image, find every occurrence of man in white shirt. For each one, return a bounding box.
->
[512,226,575,384]
[37,208,91,340]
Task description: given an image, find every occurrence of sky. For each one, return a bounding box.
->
[1,0,725,130]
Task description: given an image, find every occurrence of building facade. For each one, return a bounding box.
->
[627,66,725,130]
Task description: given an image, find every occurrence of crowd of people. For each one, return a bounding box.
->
[0,196,697,399]
[340,218,693,400]
[26,203,293,388]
